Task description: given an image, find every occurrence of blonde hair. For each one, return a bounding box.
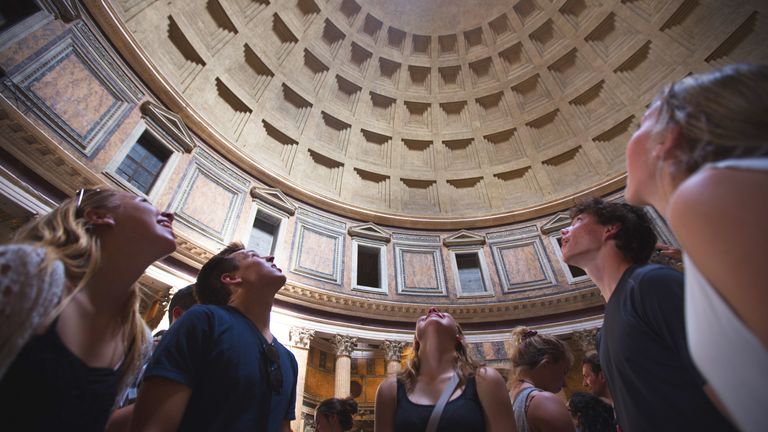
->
[510,326,572,379]
[653,64,768,175]
[398,320,480,392]
[13,189,148,390]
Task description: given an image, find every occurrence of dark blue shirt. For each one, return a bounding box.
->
[145,305,298,432]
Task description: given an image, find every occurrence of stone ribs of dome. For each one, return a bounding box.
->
[105,0,768,227]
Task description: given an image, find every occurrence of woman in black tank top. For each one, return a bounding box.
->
[374,307,515,432]
[0,189,177,431]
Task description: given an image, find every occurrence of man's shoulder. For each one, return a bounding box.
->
[625,264,683,291]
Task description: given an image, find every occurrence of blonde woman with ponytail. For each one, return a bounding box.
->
[0,189,176,431]
[509,326,574,432]
[375,307,515,432]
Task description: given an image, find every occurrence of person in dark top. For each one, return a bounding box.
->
[567,392,614,432]
[559,198,736,432]
[167,283,197,325]
[374,307,514,432]
[106,284,199,432]
[131,242,298,432]
[0,189,176,432]
[581,352,612,406]
[315,396,358,432]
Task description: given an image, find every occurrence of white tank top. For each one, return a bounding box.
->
[684,158,768,432]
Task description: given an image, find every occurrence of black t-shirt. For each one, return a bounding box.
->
[0,320,121,432]
[145,305,298,432]
[600,264,736,432]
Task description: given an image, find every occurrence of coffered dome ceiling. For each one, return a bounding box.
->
[93,0,767,228]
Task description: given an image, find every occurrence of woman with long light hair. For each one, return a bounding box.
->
[0,189,176,431]
[623,64,768,431]
[374,307,515,432]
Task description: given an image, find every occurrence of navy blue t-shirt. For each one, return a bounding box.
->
[145,305,298,432]
[600,264,735,432]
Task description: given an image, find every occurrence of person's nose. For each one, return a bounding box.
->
[560,226,571,236]
[265,255,275,262]
[162,212,175,223]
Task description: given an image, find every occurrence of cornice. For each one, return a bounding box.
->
[277,280,604,323]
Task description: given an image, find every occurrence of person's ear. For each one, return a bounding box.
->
[83,208,115,228]
[221,272,242,286]
[603,224,620,242]
[538,354,553,368]
[172,306,184,322]
[655,124,683,161]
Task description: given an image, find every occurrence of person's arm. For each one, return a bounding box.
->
[105,404,133,432]
[475,367,516,432]
[280,420,292,432]
[130,377,191,432]
[374,377,397,432]
[669,167,768,347]
[526,392,576,432]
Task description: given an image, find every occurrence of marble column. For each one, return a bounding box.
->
[288,327,315,432]
[383,340,406,375]
[333,334,357,398]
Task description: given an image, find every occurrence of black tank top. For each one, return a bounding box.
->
[0,320,122,431]
[394,376,487,432]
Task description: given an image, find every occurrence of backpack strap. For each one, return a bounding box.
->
[425,373,460,432]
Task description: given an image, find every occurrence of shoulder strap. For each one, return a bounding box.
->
[425,373,460,432]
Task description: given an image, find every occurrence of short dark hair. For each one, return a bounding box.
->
[582,351,602,374]
[568,392,615,432]
[168,284,197,324]
[569,198,657,265]
[195,242,245,305]
[317,397,358,431]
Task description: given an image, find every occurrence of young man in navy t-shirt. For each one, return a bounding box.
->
[132,243,298,432]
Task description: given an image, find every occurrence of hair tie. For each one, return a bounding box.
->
[522,329,538,339]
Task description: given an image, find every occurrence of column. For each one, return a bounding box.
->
[383,340,406,375]
[288,327,315,432]
[333,334,357,397]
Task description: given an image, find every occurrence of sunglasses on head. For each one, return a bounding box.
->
[264,343,283,395]
[74,188,100,217]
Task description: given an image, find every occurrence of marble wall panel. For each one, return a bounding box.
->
[290,210,345,284]
[4,22,142,157]
[394,243,446,295]
[490,237,557,292]
[169,148,249,243]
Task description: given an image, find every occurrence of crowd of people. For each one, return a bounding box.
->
[0,64,765,431]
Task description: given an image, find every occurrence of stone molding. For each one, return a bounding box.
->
[140,101,196,153]
[348,222,391,243]
[443,229,486,247]
[277,281,602,323]
[251,186,297,216]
